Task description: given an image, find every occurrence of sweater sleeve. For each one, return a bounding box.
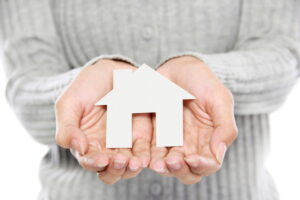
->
[159,0,300,115]
[0,0,137,145]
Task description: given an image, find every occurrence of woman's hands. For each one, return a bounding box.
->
[149,56,238,184]
[55,56,238,185]
[55,59,152,184]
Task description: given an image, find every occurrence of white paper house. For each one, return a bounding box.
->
[95,64,195,148]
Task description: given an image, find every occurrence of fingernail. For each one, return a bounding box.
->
[154,167,166,173]
[114,160,126,169]
[185,157,199,168]
[79,141,86,155]
[153,161,166,173]
[71,139,79,152]
[216,143,227,164]
[71,139,85,155]
[83,157,94,165]
[167,160,181,170]
[141,157,149,168]
[129,165,139,172]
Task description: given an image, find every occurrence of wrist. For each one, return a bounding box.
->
[93,58,136,73]
[96,58,133,68]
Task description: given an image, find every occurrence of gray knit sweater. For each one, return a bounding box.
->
[1,0,300,200]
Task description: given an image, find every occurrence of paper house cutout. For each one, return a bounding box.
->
[95,64,195,148]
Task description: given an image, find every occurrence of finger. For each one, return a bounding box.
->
[76,151,110,172]
[149,115,170,175]
[150,154,170,176]
[122,156,143,179]
[117,147,142,180]
[79,153,109,172]
[209,89,238,164]
[184,154,221,176]
[98,153,129,184]
[55,99,88,155]
[166,148,201,184]
[132,114,152,168]
[133,138,150,168]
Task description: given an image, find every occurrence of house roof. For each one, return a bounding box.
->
[95,64,195,105]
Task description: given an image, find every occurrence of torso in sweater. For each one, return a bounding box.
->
[37,1,278,200]
[50,0,240,67]
[4,0,299,199]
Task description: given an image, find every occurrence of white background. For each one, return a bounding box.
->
[0,57,299,200]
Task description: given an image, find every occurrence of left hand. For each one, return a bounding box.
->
[149,56,238,184]
[55,59,152,184]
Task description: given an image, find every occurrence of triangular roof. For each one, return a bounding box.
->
[96,64,195,105]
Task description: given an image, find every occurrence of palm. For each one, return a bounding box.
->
[165,68,226,171]
[70,64,119,161]
[181,100,215,160]
[151,62,218,161]
[150,99,216,175]
[79,106,113,159]
[79,104,152,169]
[149,56,237,184]
[57,60,152,183]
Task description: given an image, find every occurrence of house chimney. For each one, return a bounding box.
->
[113,69,133,90]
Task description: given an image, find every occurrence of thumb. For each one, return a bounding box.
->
[210,124,237,164]
[209,91,238,164]
[55,98,88,155]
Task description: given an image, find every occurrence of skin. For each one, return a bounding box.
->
[149,56,238,184]
[55,59,152,184]
[55,56,238,185]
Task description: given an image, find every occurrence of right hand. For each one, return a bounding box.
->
[55,59,152,184]
[149,56,238,184]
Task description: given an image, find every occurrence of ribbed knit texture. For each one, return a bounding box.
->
[1,0,299,199]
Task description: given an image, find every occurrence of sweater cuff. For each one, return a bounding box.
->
[83,54,139,69]
[55,54,139,104]
[5,54,138,145]
[156,52,234,90]
[156,52,291,115]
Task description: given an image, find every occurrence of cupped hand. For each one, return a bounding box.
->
[55,59,152,184]
[150,56,238,184]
